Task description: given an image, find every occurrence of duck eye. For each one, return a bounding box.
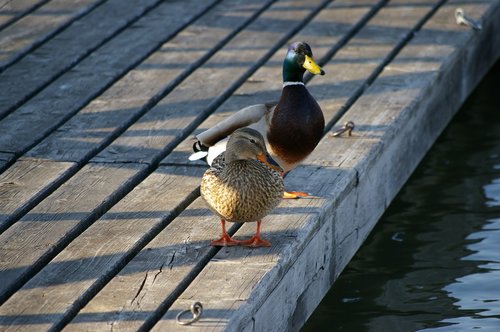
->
[249,138,257,144]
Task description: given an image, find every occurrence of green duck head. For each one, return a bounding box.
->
[282,41,325,83]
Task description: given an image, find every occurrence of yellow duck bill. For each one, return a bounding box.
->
[303,54,325,75]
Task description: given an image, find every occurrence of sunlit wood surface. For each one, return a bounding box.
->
[0,0,498,330]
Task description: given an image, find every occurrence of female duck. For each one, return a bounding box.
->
[201,128,284,247]
[191,42,324,197]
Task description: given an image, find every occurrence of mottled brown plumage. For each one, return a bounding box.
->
[201,128,284,247]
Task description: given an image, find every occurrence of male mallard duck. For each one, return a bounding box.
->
[190,42,324,198]
[201,128,284,247]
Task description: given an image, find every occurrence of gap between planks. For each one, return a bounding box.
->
[0,0,226,229]
[0,0,107,74]
[0,0,496,330]
[0,0,340,322]
[70,0,446,330]
[153,2,500,330]
[0,0,165,120]
[0,0,378,328]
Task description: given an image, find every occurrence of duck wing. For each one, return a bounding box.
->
[197,103,276,147]
[189,103,276,163]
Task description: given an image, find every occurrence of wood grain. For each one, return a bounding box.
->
[152,1,500,331]
[0,0,155,118]
[65,176,214,331]
[0,0,100,69]
[0,0,41,22]
[0,159,74,229]
[0,0,498,331]
[0,166,202,330]
[0,0,267,245]
[25,0,272,163]
[0,0,336,326]
[0,163,144,308]
[94,0,328,165]
[0,0,45,29]
[0,0,217,150]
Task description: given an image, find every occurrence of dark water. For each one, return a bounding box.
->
[302,60,500,331]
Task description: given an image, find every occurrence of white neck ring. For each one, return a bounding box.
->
[283,81,305,88]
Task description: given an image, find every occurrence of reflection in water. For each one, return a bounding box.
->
[303,61,500,332]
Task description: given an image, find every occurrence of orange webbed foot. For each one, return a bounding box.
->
[238,220,271,248]
[210,235,240,247]
[211,219,240,247]
[239,236,271,248]
[283,191,310,199]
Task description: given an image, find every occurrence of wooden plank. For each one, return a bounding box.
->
[0,0,45,29]
[25,0,274,163]
[0,1,497,332]
[0,166,203,331]
[155,1,500,331]
[0,0,338,330]
[153,173,346,332]
[163,1,394,165]
[63,0,382,329]
[0,0,218,150]
[277,1,500,327]
[0,2,278,266]
[0,159,74,230]
[12,1,378,329]
[65,194,240,332]
[162,0,426,166]
[93,0,329,164]
[0,0,100,69]
[0,0,267,243]
[0,152,14,171]
[0,163,145,307]
[0,0,161,119]
[151,0,477,330]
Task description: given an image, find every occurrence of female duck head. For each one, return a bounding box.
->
[283,42,325,83]
[225,128,283,173]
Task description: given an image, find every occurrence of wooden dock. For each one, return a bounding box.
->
[0,0,499,330]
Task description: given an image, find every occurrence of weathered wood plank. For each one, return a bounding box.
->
[277,2,500,327]
[0,1,497,332]
[0,0,267,244]
[0,163,145,308]
[0,166,202,331]
[64,0,386,329]
[93,0,329,165]
[155,1,500,331]
[67,194,280,332]
[0,159,74,229]
[0,0,338,330]
[152,0,498,330]
[162,0,429,167]
[0,0,45,29]
[0,0,161,118]
[25,0,274,163]
[0,0,217,149]
[0,0,102,72]
[152,172,346,332]
[0,152,14,171]
[18,1,406,330]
